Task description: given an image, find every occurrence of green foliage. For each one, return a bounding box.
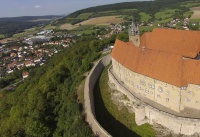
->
[116,32,129,42]
[0,37,112,136]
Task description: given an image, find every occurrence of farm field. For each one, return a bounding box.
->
[77,16,124,25]
[139,12,152,21]
[60,23,78,30]
[191,7,200,19]
[155,9,180,20]
[0,34,5,39]
[77,13,93,19]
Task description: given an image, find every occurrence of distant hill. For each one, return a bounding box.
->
[0,15,63,22]
[54,0,194,26]
[0,15,64,38]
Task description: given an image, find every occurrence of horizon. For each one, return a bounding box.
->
[0,0,151,18]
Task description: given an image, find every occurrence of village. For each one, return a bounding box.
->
[0,30,75,80]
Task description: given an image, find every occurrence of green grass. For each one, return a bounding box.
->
[13,27,39,38]
[0,34,5,39]
[183,11,194,18]
[72,25,94,31]
[139,12,152,21]
[93,65,156,137]
[43,24,57,30]
[154,9,180,20]
[190,18,200,22]
[77,13,93,19]
[139,26,154,32]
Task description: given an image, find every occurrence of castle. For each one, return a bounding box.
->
[108,19,200,135]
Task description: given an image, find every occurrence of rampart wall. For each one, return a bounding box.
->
[84,55,111,137]
[108,65,200,136]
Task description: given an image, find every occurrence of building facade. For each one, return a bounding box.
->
[109,20,200,135]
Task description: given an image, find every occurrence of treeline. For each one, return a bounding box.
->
[68,0,190,18]
[0,15,61,38]
[0,34,121,136]
[0,21,40,38]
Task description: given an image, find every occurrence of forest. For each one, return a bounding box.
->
[0,15,61,38]
[0,33,121,136]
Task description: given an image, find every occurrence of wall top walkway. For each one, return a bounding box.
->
[84,55,112,137]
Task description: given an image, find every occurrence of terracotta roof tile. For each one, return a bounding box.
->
[183,59,200,85]
[111,28,200,87]
[142,28,200,58]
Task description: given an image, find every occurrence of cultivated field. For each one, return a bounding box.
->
[191,7,200,19]
[60,23,78,30]
[77,16,124,25]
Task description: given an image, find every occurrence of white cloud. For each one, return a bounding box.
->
[35,5,41,9]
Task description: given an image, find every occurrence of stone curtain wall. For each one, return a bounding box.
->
[84,55,111,137]
[108,65,200,136]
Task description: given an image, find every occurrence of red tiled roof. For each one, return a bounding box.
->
[140,28,200,58]
[111,33,200,87]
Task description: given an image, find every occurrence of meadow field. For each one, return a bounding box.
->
[77,16,124,25]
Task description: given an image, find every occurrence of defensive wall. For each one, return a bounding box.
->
[108,65,200,136]
[84,55,111,137]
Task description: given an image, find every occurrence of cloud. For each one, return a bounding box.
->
[35,5,41,9]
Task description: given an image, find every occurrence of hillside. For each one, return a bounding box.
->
[0,15,63,38]
[53,0,200,34]
[0,36,107,136]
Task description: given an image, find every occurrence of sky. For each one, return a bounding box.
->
[0,0,150,17]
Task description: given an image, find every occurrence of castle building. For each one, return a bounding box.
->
[108,20,200,135]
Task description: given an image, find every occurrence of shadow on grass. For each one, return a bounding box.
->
[93,78,140,137]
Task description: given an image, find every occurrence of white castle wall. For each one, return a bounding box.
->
[108,64,200,136]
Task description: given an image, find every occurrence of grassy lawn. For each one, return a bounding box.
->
[154,9,180,20]
[139,12,152,22]
[93,65,156,137]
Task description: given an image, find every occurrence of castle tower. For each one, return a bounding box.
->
[129,18,140,47]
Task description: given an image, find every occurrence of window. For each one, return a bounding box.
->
[186,98,190,102]
[166,91,170,95]
[148,83,154,89]
[158,87,163,92]
[188,91,191,95]
[140,80,146,86]
[165,83,168,87]
[157,94,161,98]
[137,85,141,90]
[145,89,149,93]
[181,87,186,90]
